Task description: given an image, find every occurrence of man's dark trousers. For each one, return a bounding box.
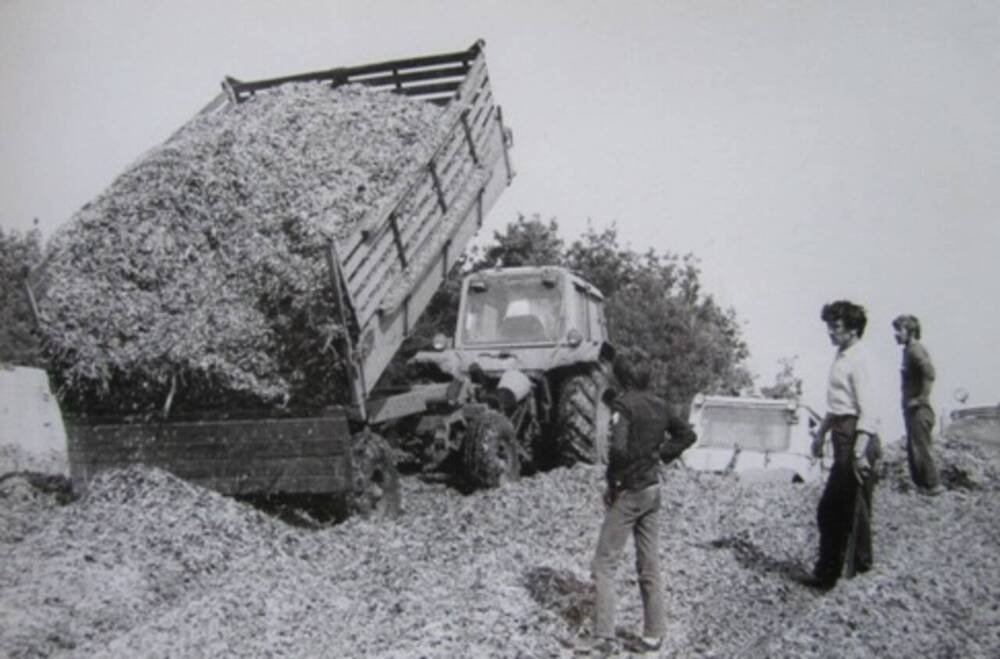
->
[904,405,941,490]
[815,416,874,584]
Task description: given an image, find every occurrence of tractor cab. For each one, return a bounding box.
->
[451,266,609,371]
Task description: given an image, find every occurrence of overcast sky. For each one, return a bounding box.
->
[2,0,998,438]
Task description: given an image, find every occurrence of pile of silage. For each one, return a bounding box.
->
[4,457,998,658]
[880,429,1000,494]
[36,83,453,415]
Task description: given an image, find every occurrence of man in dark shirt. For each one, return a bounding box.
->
[588,352,697,653]
[893,314,943,495]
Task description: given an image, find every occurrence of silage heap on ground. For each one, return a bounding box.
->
[36,83,452,414]
[2,433,997,658]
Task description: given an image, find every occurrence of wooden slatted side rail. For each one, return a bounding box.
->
[223,41,484,105]
[333,51,501,332]
[345,113,479,325]
[324,46,511,394]
[355,126,509,390]
[383,111,505,306]
[333,52,488,261]
[378,168,490,315]
[332,101,469,308]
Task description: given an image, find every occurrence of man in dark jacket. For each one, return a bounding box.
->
[588,352,697,653]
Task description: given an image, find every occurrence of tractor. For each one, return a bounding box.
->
[396,265,616,487]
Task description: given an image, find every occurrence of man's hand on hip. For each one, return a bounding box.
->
[853,453,872,483]
[810,431,825,459]
[853,432,873,482]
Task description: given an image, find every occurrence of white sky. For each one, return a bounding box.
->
[2,0,999,439]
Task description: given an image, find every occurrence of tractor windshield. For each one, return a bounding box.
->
[461,273,563,345]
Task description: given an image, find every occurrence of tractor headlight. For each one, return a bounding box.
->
[566,329,583,347]
[432,333,448,351]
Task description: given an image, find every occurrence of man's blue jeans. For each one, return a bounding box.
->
[905,405,941,490]
[592,484,665,639]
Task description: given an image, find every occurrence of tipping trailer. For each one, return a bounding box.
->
[48,41,514,515]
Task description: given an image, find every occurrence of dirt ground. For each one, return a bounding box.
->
[1,433,998,658]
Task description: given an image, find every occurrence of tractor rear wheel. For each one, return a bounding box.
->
[463,410,520,489]
[351,431,401,518]
[557,367,612,465]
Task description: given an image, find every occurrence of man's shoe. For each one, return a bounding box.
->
[573,636,618,655]
[797,573,837,592]
[594,638,619,655]
[635,635,663,652]
[923,484,945,497]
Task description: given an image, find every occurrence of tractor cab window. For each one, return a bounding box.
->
[462,274,563,344]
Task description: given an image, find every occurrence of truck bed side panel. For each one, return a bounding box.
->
[332,48,513,392]
[67,413,352,497]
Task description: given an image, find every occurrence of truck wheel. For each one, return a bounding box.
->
[463,410,520,489]
[351,431,401,518]
[557,369,612,465]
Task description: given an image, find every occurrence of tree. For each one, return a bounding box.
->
[565,225,753,407]
[0,223,44,367]
[562,223,639,299]
[473,213,564,269]
[760,356,803,400]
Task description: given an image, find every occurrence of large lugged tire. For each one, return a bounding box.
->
[462,410,520,489]
[351,431,401,518]
[557,367,612,465]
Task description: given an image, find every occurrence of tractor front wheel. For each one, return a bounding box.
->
[351,431,401,518]
[462,410,520,489]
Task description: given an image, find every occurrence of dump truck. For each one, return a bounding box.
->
[31,41,615,515]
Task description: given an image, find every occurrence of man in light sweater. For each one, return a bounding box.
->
[804,300,880,591]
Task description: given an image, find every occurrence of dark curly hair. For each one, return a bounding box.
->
[821,300,868,338]
[612,348,652,391]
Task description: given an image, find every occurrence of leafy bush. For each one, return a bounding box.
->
[0,225,44,368]
[564,223,753,407]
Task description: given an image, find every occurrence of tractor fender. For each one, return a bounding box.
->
[498,369,533,404]
[546,340,613,371]
[408,349,464,379]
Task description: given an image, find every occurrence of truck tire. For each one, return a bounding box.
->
[557,368,612,465]
[351,431,401,518]
[462,410,520,489]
